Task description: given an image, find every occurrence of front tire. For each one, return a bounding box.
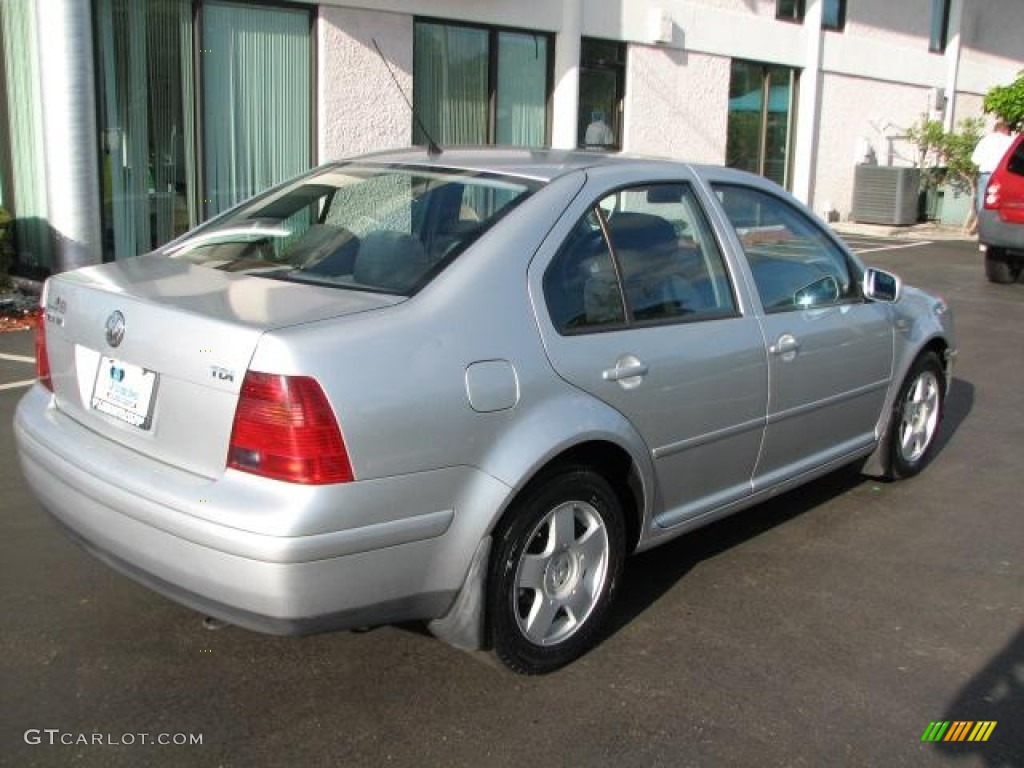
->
[886,352,945,479]
[488,467,625,674]
[985,247,1021,284]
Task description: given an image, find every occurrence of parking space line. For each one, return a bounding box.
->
[0,353,35,364]
[851,241,933,254]
[0,379,34,391]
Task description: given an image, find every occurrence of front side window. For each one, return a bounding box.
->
[544,183,736,334]
[413,22,551,147]
[713,184,860,313]
[166,165,537,295]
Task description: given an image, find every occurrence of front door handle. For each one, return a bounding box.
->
[602,355,648,388]
[769,333,800,357]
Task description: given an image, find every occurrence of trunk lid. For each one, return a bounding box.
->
[43,254,400,478]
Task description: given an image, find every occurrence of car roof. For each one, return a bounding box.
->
[337,146,727,184]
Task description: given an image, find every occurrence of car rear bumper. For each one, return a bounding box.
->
[14,384,508,634]
[978,209,1024,252]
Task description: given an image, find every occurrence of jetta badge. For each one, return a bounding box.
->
[105,310,126,348]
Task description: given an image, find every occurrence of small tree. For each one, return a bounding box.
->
[983,70,1024,131]
[906,115,984,231]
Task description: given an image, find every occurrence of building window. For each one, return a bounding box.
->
[578,39,625,150]
[823,0,846,31]
[929,0,951,53]
[93,0,314,260]
[726,60,799,190]
[412,21,551,148]
[776,0,805,23]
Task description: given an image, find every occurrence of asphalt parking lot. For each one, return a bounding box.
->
[1,235,1021,768]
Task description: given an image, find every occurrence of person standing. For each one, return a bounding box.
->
[971,119,1014,213]
[584,110,615,149]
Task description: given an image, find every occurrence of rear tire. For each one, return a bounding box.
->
[886,352,945,479]
[985,247,1021,284]
[488,467,625,675]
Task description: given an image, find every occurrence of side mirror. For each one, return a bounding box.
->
[863,268,901,303]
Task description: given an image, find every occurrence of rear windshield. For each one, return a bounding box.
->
[165,164,539,295]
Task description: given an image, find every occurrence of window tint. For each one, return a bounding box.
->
[713,184,860,313]
[544,183,736,334]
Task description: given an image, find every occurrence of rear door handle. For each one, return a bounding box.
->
[769,333,800,357]
[602,355,648,387]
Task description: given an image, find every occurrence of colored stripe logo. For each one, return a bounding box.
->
[922,721,997,742]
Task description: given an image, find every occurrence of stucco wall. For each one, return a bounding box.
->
[844,0,933,48]
[951,91,984,128]
[683,0,774,15]
[318,7,413,161]
[814,73,933,218]
[624,46,730,164]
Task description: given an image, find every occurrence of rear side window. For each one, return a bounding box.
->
[1006,138,1024,177]
[544,182,737,334]
[165,166,537,295]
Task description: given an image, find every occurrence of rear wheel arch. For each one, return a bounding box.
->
[498,440,645,554]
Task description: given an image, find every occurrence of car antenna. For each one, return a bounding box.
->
[372,38,442,158]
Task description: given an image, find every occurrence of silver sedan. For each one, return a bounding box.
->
[15,150,955,674]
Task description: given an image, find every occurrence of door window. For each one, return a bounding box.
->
[713,184,861,313]
[544,183,736,334]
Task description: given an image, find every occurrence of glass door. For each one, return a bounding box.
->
[726,60,798,190]
[95,0,196,260]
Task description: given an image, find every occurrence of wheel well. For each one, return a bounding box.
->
[921,337,951,380]
[508,441,644,553]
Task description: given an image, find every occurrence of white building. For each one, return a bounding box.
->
[1,0,1021,272]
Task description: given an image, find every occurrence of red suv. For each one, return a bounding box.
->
[979,132,1024,283]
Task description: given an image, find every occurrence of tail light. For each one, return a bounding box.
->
[35,310,52,392]
[984,181,1001,209]
[228,371,354,484]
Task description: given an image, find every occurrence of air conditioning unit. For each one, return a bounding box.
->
[852,166,921,226]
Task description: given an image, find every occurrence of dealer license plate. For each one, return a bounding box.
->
[90,356,157,429]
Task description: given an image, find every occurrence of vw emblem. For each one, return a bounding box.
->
[105,311,126,348]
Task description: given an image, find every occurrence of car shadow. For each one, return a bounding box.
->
[605,463,868,638]
[605,375,975,640]
[931,627,1024,765]
[932,376,974,457]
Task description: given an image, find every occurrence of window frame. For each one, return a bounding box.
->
[412,18,554,147]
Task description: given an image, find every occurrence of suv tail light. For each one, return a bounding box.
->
[228,371,354,484]
[985,181,1001,209]
[35,311,52,392]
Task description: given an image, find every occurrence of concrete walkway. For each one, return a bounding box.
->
[831,220,976,241]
